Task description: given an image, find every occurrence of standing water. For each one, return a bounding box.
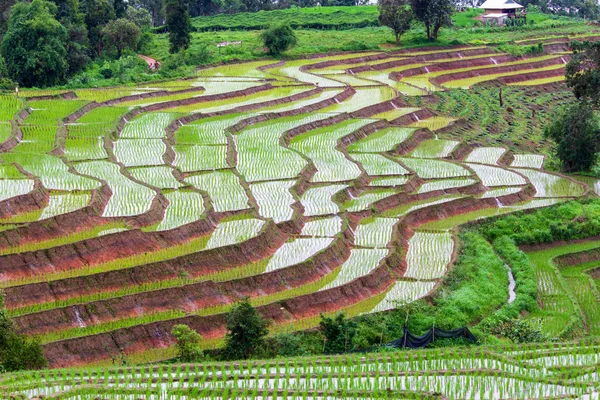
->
[73,308,86,328]
[506,264,516,304]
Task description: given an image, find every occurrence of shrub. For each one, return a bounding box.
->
[480,315,547,343]
[319,312,357,354]
[171,324,204,362]
[261,23,297,55]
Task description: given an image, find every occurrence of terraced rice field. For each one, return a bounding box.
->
[0,41,594,369]
[3,341,600,399]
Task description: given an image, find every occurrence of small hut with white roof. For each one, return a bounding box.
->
[480,0,525,25]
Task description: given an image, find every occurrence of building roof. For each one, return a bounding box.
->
[480,0,524,9]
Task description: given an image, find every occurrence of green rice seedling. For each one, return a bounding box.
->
[467,163,527,187]
[185,170,249,212]
[404,231,454,280]
[409,139,459,158]
[343,188,399,212]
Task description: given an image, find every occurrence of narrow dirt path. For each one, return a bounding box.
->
[138,54,160,69]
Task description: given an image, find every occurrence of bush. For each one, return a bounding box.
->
[480,315,547,343]
[261,23,297,55]
[171,324,204,362]
[1,293,47,372]
[319,312,357,354]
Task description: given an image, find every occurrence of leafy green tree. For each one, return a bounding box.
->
[126,5,152,29]
[261,23,297,55]
[130,0,164,26]
[1,293,47,372]
[223,298,268,360]
[171,324,204,362]
[544,102,600,172]
[114,0,127,17]
[0,0,16,36]
[82,0,116,56]
[273,333,306,357]
[411,0,454,41]
[49,0,90,75]
[102,18,141,57]
[319,313,357,354]
[378,0,413,45]
[566,40,600,106]
[1,0,69,87]
[165,0,191,53]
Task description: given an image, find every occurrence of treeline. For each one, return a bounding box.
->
[0,0,160,88]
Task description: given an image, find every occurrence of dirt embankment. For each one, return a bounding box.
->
[4,215,297,310]
[0,108,29,152]
[0,206,214,283]
[430,56,571,86]
[554,246,600,268]
[0,184,111,250]
[63,87,207,123]
[494,67,566,84]
[347,48,494,74]
[14,223,351,336]
[0,183,48,221]
[389,54,517,81]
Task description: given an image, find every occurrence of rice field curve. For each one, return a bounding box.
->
[1,36,598,368]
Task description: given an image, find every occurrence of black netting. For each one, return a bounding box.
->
[385,326,478,349]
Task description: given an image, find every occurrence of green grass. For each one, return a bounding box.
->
[190,6,379,31]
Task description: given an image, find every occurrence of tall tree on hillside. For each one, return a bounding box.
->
[378,0,414,45]
[411,0,454,41]
[49,0,90,75]
[544,102,600,172]
[566,40,600,106]
[130,0,164,26]
[1,0,69,87]
[102,18,141,57]
[0,0,16,36]
[223,298,269,360]
[165,0,191,53]
[114,0,127,17]
[82,0,116,56]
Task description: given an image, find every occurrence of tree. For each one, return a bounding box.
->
[165,0,191,53]
[261,23,297,55]
[0,0,16,36]
[82,0,116,56]
[114,0,127,17]
[319,312,357,354]
[130,0,164,26]
[0,0,69,87]
[49,0,90,75]
[378,0,414,46]
[566,40,600,106]
[411,0,454,41]
[0,292,47,372]
[171,324,204,362]
[544,102,600,172]
[223,298,268,360]
[126,5,152,29]
[102,18,141,57]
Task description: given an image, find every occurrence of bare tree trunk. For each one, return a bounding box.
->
[395,32,400,45]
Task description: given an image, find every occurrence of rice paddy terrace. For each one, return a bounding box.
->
[2,340,600,399]
[1,33,600,370]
